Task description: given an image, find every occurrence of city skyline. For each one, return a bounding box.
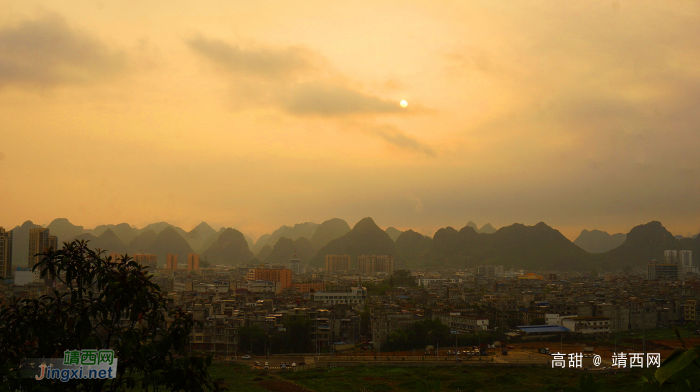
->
[2,1,700,240]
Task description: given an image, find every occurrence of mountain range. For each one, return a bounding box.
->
[573,229,627,253]
[5,217,699,272]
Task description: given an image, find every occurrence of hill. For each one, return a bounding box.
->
[574,229,626,253]
[46,218,84,243]
[600,221,685,269]
[395,229,433,268]
[185,222,218,253]
[264,236,316,265]
[252,234,271,254]
[147,227,195,267]
[479,223,497,234]
[310,218,351,249]
[427,222,598,270]
[385,227,402,242]
[89,223,137,244]
[11,221,45,268]
[310,217,396,268]
[266,222,318,248]
[128,230,157,253]
[138,222,188,238]
[204,228,254,265]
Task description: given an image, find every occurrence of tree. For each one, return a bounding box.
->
[0,240,225,392]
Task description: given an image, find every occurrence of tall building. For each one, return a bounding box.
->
[647,260,678,280]
[0,227,12,278]
[325,255,350,272]
[166,254,178,270]
[680,250,693,267]
[28,228,54,281]
[291,258,300,275]
[664,250,678,263]
[358,255,394,274]
[248,266,292,288]
[187,253,199,271]
[477,265,504,278]
[133,253,157,270]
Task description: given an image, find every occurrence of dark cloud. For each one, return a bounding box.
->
[187,35,407,117]
[186,35,319,80]
[282,83,401,116]
[369,125,435,157]
[0,13,126,87]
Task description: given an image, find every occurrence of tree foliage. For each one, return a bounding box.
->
[0,240,225,392]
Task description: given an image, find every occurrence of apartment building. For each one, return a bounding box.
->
[358,255,394,274]
[325,255,350,272]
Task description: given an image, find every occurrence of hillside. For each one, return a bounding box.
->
[131,227,194,267]
[204,228,254,265]
[395,229,433,268]
[89,223,137,244]
[185,222,218,253]
[264,236,316,265]
[310,218,351,249]
[427,222,599,270]
[310,217,396,268]
[252,234,271,254]
[600,221,688,269]
[574,229,626,253]
[385,227,402,242]
[46,218,84,243]
[11,221,44,267]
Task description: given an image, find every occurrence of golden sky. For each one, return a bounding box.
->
[2,0,700,240]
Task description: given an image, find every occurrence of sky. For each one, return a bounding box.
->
[1,0,700,241]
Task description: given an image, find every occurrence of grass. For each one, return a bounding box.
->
[208,363,659,391]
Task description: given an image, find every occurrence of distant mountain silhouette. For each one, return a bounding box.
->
[385,227,402,242]
[252,234,271,254]
[204,228,254,265]
[601,221,685,268]
[675,235,685,240]
[47,218,84,243]
[574,229,626,253]
[479,223,497,234]
[428,222,597,270]
[138,222,188,237]
[256,244,273,260]
[11,220,43,267]
[395,230,432,268]
[264,236,316,264]
[128,230,157,253]
[266,222,318,248]
[245,235,255,250]
[184,222,217,253]
[89,223,137,244]
[146,227,195,267]
[310,218,351,249]
[310,217,396,267]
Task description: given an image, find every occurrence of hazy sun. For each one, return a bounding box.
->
[400,100,408,108]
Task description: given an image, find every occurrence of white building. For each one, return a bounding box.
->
[477,265,504,278]
[561,316,611,334]
[312,286,367,307]
[433,312,489,331]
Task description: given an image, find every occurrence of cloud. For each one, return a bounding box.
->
[0,13,126,87]
[369,124,436,157]
[187,35,408,117]
[282,82,401,116]
[186,35,320,80]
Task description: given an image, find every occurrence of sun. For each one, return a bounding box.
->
[400,100,408,108]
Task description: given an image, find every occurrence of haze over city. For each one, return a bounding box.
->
[2,0,700,240]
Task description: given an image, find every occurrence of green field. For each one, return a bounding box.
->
[208,363,658,391]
